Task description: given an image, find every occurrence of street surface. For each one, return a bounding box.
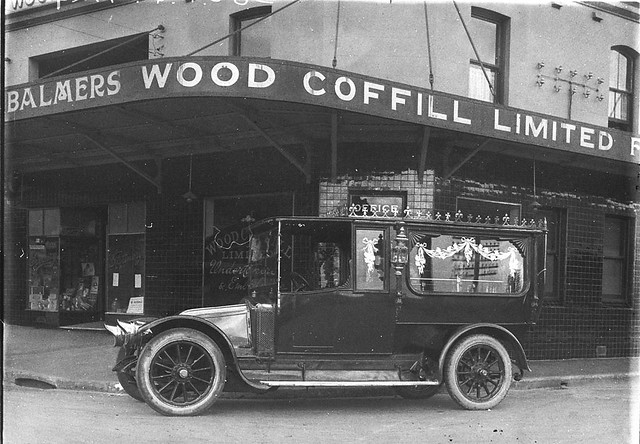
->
[3,380,638,444]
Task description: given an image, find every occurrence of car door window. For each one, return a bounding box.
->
[279,222,350,292]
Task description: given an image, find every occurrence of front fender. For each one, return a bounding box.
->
[137,315,237,358]
[438,323,530,377]
[136,315,268,392]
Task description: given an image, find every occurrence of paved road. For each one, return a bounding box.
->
[3,380,638,444]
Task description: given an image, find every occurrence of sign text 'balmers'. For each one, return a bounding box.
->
[5,57,639,164]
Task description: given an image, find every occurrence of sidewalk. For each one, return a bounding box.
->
[3,324,639,398]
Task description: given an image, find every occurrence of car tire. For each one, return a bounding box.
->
[136,328,226,416]
[444,334,512,410]
[115,347,144,401]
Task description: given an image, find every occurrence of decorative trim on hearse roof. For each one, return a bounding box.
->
[323,205,547,230]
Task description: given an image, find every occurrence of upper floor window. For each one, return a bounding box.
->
[32,34,149,80]
[467,8,509,104]
[230,6,272,57]
[602,215,632,304]
[609,47,636,131]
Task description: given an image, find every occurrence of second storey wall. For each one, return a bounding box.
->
[4,1,640,130]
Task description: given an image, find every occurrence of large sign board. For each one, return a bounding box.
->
[5,56,639,164]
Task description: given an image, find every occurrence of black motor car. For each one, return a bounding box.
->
[106,211,547,416]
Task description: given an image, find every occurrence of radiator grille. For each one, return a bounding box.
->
[254,304,275,357]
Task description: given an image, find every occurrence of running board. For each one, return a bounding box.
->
[260,380,441,387]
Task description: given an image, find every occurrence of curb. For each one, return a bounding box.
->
[512,372,639,390]
[5,369,637,399]
[4,370,124,395]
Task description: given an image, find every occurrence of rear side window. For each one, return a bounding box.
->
[409,233,527,295]
[355,228,386,291]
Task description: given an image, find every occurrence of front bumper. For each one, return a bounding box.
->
[104,319,151,349]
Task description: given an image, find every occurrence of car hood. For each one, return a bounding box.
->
[179,304,250,347]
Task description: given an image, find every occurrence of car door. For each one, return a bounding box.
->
[275,221,396,354]
[333,224,396,353]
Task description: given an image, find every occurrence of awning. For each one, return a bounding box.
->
[5,57,639,185]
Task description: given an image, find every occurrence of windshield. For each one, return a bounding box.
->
[247,228,278,296]
[409,233,528,295]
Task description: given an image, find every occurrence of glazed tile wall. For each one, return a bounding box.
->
[319,170,435,216]
[435,176,639,359]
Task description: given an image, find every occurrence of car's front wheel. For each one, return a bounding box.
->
[115,347,143,401]
[444,334,512,410]
[136,328,226,416]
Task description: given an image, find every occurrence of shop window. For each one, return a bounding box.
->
[27,207,105,318]
[409,232,526,295]
[467,8,509,104]
[203,193,293,306]
[602,215,632,303]
[355,228,386,291]
[609,46,637,132]
[32,33,149,79]
[537,208,566,303]
[107,203,146,314]
[348,190,407,218]
[28,210,61,312]
[229,6,272,57]
[456,197,520,223]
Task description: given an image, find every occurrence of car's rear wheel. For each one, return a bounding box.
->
[444,334,512,410]
[136,328,226,416]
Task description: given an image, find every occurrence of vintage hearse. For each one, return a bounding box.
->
[106,211,547,416]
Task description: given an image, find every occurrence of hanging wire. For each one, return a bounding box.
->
[41,26,164,79]
[188,154,194,192]
[533,157,537,196]
[186,0,302,57]
[332,0,342,68]
[424,1,434,90]
[452,0,496,100]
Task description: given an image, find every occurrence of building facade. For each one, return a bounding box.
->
[3,0,639,360]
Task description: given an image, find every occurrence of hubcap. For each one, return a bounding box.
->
[149,341,216,406]
[456,344,504,401]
